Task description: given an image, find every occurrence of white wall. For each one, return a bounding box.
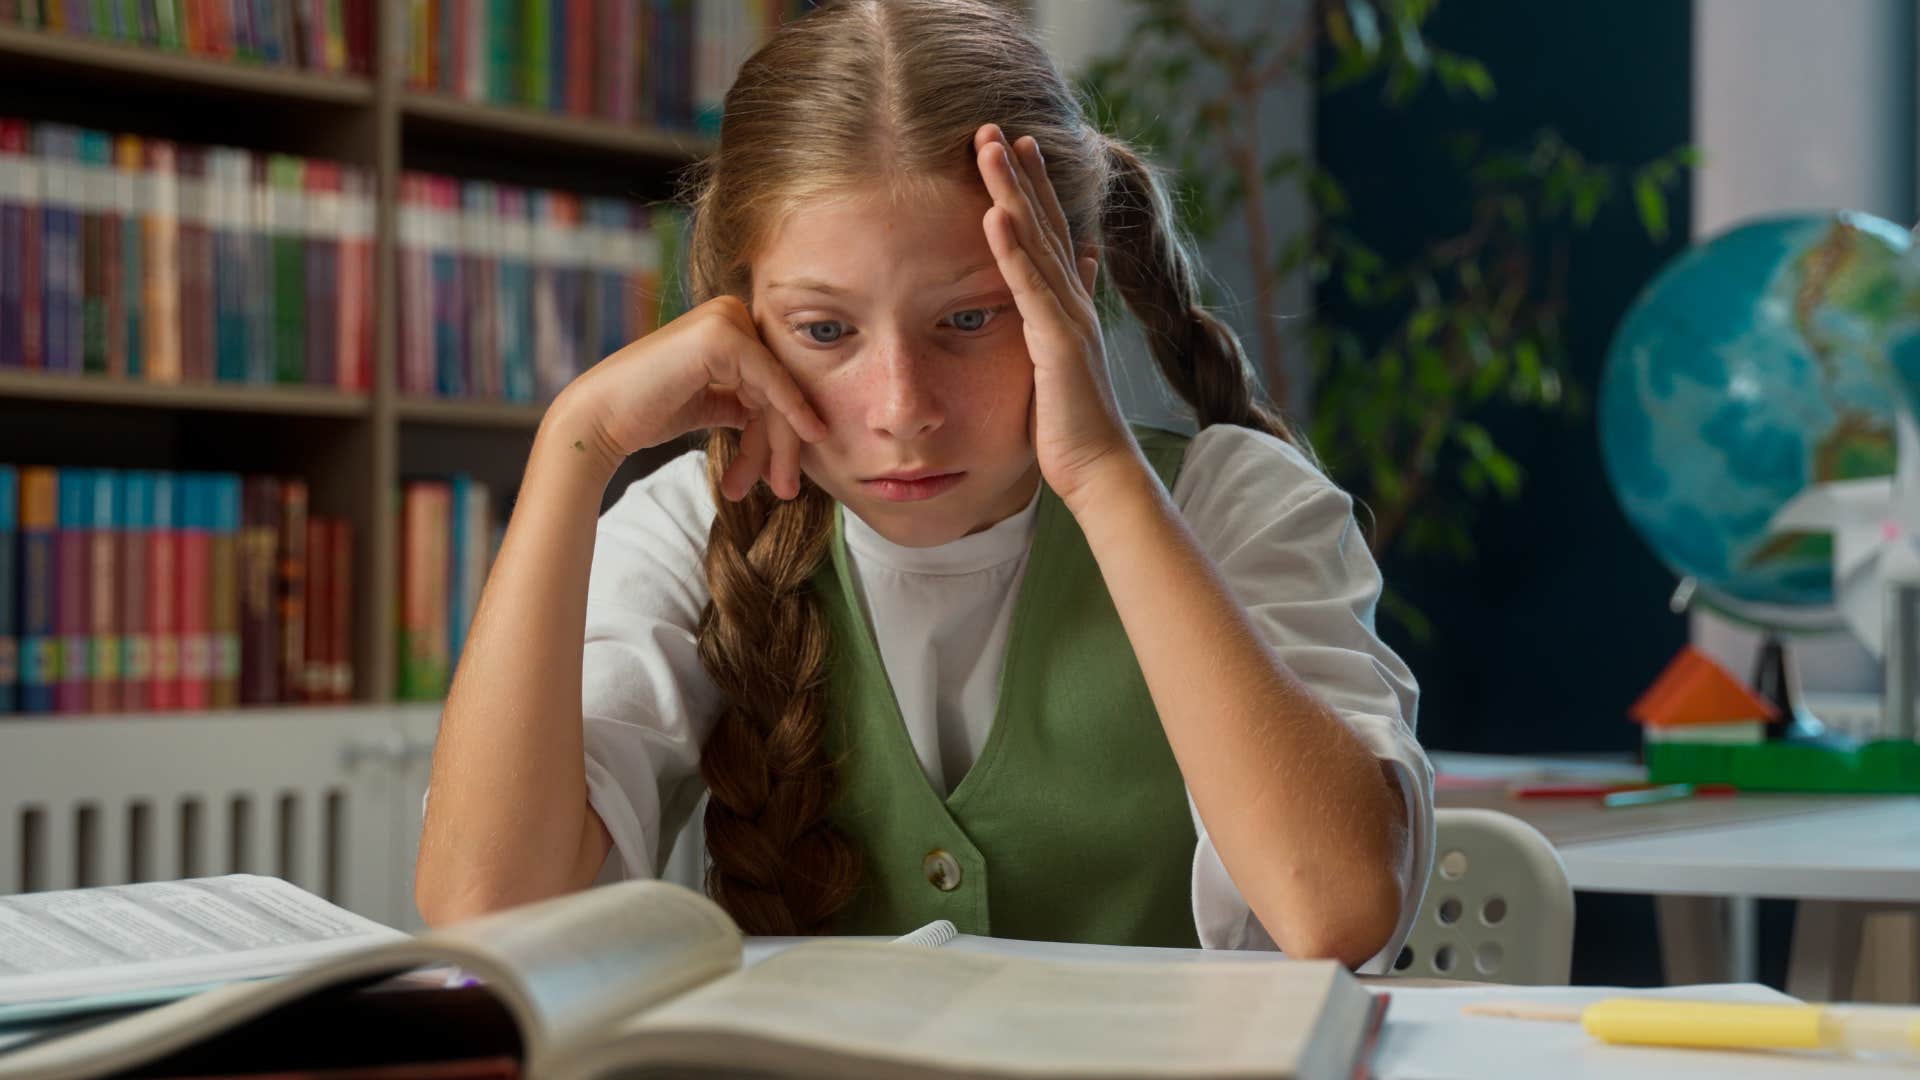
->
[1689,0,1917,695]
[1693,0,1914,238]
[1031,0,1314,432]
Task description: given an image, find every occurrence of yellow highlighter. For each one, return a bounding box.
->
[1466,998,1920,1062]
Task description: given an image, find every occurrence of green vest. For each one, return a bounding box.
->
[813,427,1199,947]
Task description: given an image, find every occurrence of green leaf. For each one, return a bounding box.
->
[1308,169,1351,215]
[1343,268,1374,303]
[1468,350,1507,401]
[1264,152,1305,185]
[1407,307,1443,344]
[1276,231,1313,277]
[1459,57,1494,98]
[1633,174,1669,242]
[1413,345,1449,396]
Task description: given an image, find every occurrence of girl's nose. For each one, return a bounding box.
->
[869,336,944,441]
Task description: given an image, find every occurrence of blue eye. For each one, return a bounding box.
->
[945,305,1003,332]
[800,320,848,344]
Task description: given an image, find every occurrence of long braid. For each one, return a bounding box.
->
[1097,137,1303,448]
[694,434,861,934]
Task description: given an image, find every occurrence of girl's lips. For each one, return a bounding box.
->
[860,472,965,502]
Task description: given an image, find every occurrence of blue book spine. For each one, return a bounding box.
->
[0,465,15,714]
[215,474,241,692]
[123,157,144,378]
[432,218,459,398]
[17,470,56,714]
[57,468,91,710]
[448,473,469,666]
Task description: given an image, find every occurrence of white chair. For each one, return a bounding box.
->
[1392,808,1574,984]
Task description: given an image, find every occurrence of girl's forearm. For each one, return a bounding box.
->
[1067,457,1409,966]
[414,395,623,925]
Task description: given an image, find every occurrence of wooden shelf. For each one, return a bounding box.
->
[0,25,373,106]
[396,396,550,430]
[0,370,372,419]
[401,91,714,164]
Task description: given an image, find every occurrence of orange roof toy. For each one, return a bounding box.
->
[1629,645,1781,729]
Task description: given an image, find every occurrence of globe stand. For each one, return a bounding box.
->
[1748,631,1830,742]
[1670,576,1839,744]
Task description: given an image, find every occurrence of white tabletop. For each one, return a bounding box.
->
[1431,753,1920,903]
[1558,798,1920,901]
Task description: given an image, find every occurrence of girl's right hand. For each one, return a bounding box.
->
[556,295,828,501]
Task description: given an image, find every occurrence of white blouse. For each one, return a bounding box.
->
[578,423,1435,972]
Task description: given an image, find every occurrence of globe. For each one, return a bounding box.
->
[1598,211,1920,631]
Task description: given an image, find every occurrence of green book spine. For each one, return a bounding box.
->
[80,132,110,376]
[522,0,547,107]
[269,156,305,385]
[488,0,517,103]
[155,0,180,49]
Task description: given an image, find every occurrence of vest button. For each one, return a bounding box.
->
[922,848,962,891]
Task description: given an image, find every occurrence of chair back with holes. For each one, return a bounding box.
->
[1392,808,1573,984]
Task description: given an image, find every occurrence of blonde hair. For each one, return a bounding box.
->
[685,0,1301,935]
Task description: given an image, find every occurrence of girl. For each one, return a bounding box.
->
[415,0,1432,970]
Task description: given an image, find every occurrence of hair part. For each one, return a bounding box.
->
[685,0,1303,935]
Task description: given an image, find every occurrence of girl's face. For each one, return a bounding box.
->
[749,178,1041,548]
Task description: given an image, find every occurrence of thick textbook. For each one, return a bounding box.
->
[0,876,1385,1080]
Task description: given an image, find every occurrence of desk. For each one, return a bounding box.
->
[1432,753,1920,1001]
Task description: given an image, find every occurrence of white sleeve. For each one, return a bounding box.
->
[579,450,725,884]
[1171,425,1435,970]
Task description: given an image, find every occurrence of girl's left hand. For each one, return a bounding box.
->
[973,123,1138,511]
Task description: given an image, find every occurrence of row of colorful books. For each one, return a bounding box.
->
[396,476,501,701]
[1,1,374,76]
[0,465,353,716]
[401,1,812,133]
[396,172,679,403]
[0,118,375,391]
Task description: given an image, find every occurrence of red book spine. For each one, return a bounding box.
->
[178,146,213,384]
[87,475,119,713]
[566,0,592,115]
[149,475,180,710]
[303,515,328,702]
[177,477,211,710]
[329,518,352,701]
[120,484,150,713]
[276,480,308,703]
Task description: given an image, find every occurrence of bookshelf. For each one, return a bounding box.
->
[0,9,711,715]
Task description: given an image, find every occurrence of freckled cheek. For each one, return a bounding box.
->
[789,370,862,482]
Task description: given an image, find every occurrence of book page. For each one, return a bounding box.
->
[418,878,744,1059]
[0,880,745,1080]
[571,941,1368,1079]
[0,875,403,1017]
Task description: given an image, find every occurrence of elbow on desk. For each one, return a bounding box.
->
[1260,875,1405,970]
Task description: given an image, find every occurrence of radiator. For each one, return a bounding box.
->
[0,706,434,929]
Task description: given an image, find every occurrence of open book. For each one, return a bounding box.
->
[0,876,1386,1080]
